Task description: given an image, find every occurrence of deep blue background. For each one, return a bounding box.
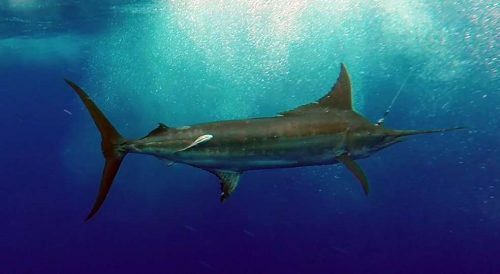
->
[1,1,499,273]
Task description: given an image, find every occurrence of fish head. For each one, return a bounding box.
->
[346,127,402,157]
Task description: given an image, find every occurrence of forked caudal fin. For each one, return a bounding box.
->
[65,79,127,222]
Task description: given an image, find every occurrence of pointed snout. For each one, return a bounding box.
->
[387,127,465,138]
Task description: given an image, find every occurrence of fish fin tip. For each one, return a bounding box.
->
[328,63,352,110]
[336,154,370,195]
[279,63,353,116]
[146,123,170,137]
[208,170,241,202]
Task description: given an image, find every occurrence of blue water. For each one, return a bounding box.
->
[1,1,499,273]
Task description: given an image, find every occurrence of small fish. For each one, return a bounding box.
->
[183,224,197,232]
[243,229,255,238]
[199,261,215,271]
[330,245,351,255]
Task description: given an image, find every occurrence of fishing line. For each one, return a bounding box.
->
[376,70,413,126]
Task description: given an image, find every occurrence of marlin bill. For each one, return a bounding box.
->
[65,63,462,221]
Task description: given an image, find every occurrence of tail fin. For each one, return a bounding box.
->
[65,79,127,222]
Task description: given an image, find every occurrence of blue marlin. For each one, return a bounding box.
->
[65,64,461,221]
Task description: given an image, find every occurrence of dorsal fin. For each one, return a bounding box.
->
[326,63,352,110]
[146,123,169,137]
[280,63,353,116]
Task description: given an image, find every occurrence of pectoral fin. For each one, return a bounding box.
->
[209,170,241,202]
[177,134,213,152]
[336,154,369,195]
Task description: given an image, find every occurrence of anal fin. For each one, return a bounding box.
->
[336,154,370,195]
[209,170,241,202]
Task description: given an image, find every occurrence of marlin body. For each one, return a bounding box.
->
[66,64,460,221]
[131,111,374,169]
